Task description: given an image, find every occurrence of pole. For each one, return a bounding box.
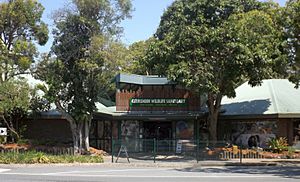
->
[153,138,156,163]
[196,138,199,163]
[239,144,242,164]
[111,139,114,163]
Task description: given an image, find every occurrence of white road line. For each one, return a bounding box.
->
[45,168,153,175]
[0,169,11,173]
[0,172,279,178]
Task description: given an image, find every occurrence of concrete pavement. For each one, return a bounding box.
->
[102,155,300,167]
[0,164,299,182]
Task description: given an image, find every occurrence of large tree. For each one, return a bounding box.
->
[146,0,287,141]
[35,0,132,154]
[286,0,300,87]
[0,0,48,82]
[0,0,48,142]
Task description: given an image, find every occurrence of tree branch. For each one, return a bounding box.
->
[54,100,75,123]
[0,115,20,140]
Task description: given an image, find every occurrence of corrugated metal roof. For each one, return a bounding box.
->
[115,73,175,85]
[221,79,300,116]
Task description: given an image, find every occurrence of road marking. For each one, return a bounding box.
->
[45,168,153,175]
[0,169,11,173]
[0,172,279,178]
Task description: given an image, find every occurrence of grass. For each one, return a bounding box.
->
[0,151,104,164]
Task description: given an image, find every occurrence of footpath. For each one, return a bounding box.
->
[102,156,300,168]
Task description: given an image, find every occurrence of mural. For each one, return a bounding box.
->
[176,121,194,139]
[121,121,139,139]
[121,121,140,152]
[230,121,277,148]
[293,120,300,148]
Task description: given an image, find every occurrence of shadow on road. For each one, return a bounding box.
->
[175,166,300,180]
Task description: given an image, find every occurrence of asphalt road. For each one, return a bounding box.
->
[0,165,299,182]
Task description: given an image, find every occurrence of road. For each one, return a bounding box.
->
[0,165,299,182]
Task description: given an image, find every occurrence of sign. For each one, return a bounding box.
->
[176,140,183,154]
[130,98,187,107]
[115,145,130,163]
[0,128,7,136]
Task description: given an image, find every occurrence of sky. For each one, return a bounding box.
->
[37,0,287,53]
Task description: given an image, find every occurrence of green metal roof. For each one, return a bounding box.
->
[115,73,175,85]
[221,79,300,118]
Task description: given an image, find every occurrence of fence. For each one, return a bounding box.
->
[111,139,265,163]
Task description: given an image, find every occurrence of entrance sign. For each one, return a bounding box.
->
[130,98,187,107]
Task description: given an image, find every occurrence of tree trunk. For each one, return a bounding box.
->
[69,119,91,155]
[206,93,223,144]
[81,119,90,153]
[69,121,80,155]
[208,110,218,142]
[54,101,92,155]
[1,115,19,142]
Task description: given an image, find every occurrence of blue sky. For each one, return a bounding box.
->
[37,0,287,53]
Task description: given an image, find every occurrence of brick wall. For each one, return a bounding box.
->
[24,119,72,144]
[116,85,201,111]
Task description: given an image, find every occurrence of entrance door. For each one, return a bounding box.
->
[143,121,172,140]
[143,121,173,153]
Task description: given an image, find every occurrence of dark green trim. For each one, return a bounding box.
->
[130,98,187,107]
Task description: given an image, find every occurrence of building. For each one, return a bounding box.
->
[219,79,300,148]
[90,73,206,152]
[24,75,300,151]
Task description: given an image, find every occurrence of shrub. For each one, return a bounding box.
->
[267,137,288,153]
[0,136,6,144]
[0,151,103,164]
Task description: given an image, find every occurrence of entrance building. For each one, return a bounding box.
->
[90,73,205,152]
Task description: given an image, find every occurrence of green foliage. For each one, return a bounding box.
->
[127,38,156,75]
[0,151,103,164]
[0,136,6,144]
[0,0,48,82]
[29,83,51,115]
[287,146,296,157]
[146,0,288,140]
[16,139,30,145]
[0,79,30,142]
[39,0,133,116]
[286,0,300,87]
[268,137,289,153]
[0,79,30,112]
[34,0,132,153]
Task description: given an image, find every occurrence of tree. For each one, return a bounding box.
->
[0,79,30,142]
[146,0,287,141]
[93,36,130,99]
[126,38,155,75]
[286,0,300,87]
[35,0,132,154]
[0,0,48,82]
[0,0,48,142]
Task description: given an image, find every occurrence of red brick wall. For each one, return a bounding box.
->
[24,119,72,144]
[116,85,201,111]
